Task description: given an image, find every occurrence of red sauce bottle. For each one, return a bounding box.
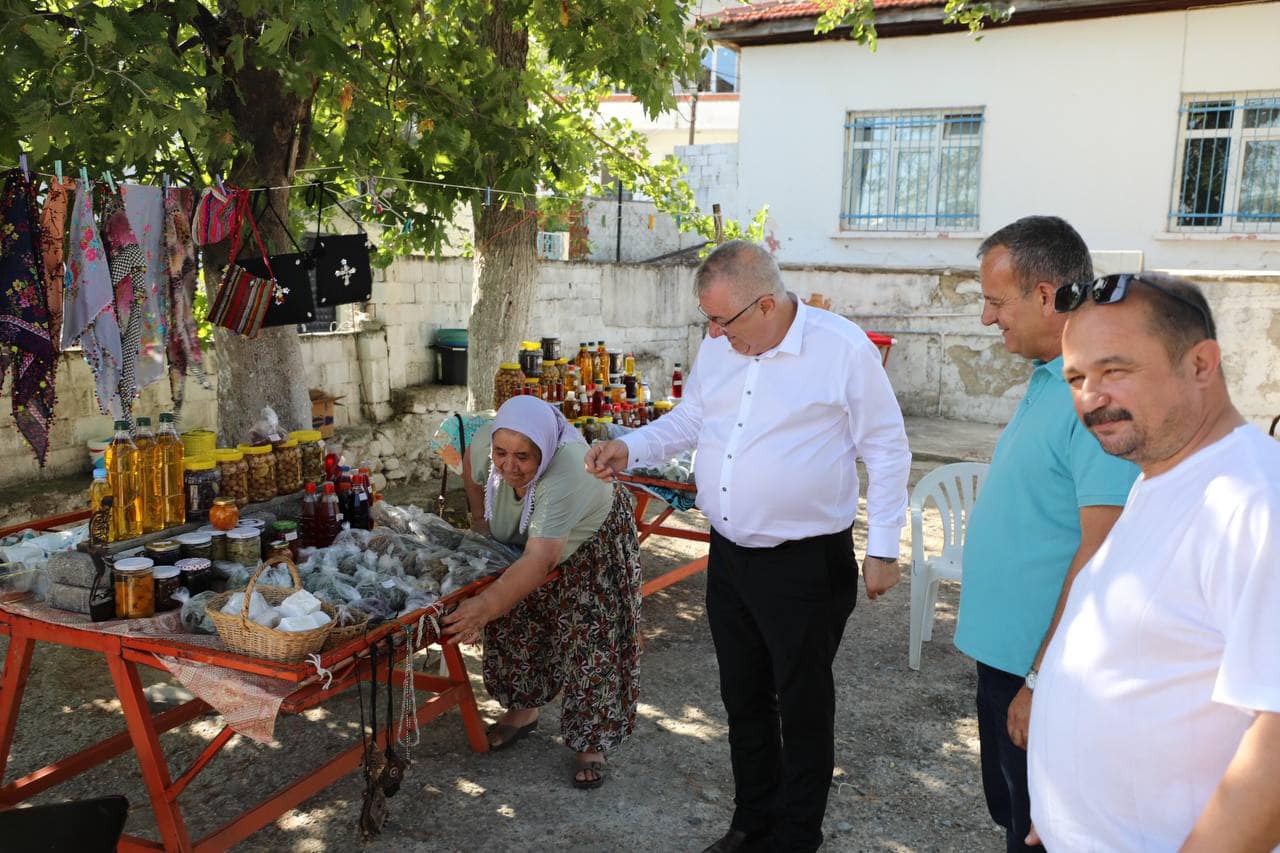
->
[671,362,684,399]
[300,482,318,547]
[317,482,342,547]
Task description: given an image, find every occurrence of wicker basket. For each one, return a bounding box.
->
[321,608,371,651]
[207,558,335,662]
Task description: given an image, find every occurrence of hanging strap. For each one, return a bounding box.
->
[227,188,277,282]
[385,635,396,745]
[252,188,307,256]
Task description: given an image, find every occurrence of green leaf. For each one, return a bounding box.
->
[88,13,117,46]
[228,35,246,71]
[23,21,67,58]
[259,19,294,55]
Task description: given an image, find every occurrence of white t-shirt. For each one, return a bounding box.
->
[1029,424,1280,852]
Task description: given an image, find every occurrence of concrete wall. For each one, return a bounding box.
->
[734,3,1280,270]
[7,257,1279,488]
[597,94,740,159]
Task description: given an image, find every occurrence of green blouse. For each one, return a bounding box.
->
[470,424,613,559]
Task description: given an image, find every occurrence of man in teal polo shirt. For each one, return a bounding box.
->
[954,216,1139,853]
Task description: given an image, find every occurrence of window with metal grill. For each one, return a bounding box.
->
[841,108,984,232]
[1170,93,1280,233]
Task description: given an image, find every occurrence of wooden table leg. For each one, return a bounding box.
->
[0,629,35,785]
[107,655,193,852]
[441,641,489,754]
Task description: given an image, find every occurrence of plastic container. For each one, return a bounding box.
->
[290,430,326,483]
[213,448,248,508]
[156,413,186,527]
[180,429,217,458]
[106,420,142,541]
[494,363,525,409]
[113,557,155,619]
[273,439,303,496]
[540,336,562,362]
[182,457,220,522]
[238,444,276,503]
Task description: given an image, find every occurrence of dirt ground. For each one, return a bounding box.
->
[0,461,1002,852]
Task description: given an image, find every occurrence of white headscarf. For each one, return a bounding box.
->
[484,396,586,534]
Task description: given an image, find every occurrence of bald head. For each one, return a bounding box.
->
[694,240,785,303]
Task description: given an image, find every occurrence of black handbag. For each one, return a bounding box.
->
[307,181,373,307]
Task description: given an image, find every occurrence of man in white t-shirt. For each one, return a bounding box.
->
[1028,271,1280,851]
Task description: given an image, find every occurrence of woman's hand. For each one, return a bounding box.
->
[442,595,495,645]
[469,515,490,536]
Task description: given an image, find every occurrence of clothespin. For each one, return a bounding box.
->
[215,173,226,194]
[79,166,90,188]
[484,186,492,207]
[401,217,413,235]
[103,171,117,193]
[648,214,654,230]
[54,160,63,182]
[162,173,170,191]
[18,154,29,180]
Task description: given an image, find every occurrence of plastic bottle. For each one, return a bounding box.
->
[672,362,684,399]
[317,482,341,547]
[577,343,593,387]
[624,352,636,375]
[589,384,605,417]
[351,474,371,530]
[105,420,142,541]
[299,482,318,548]
[595,341,608,385]
[89,468,114,545]
[337,481,354,530]
[156,413,185,527]
[134,417,163,534]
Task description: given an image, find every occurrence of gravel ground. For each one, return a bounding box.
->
[1,462,1001,852]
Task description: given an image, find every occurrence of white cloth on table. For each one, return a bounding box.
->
[1029,424,1280,852]
[619,295,910,557]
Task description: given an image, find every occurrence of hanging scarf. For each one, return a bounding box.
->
[63,180,123,414]
[99,191,147,421]
[38,176,74,352]
[431,411,494,475]
[122,184,167,391]
[483,396,586,534]
[0,169,58,464]
[162,186,208,411]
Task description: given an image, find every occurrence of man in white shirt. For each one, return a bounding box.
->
[586,240,911,853]
[1029,271,1280,852]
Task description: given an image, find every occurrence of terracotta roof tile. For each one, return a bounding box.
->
[704,0,941,25]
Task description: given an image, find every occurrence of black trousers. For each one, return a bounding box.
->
[975,661,1046,853]
[706,525,858,853]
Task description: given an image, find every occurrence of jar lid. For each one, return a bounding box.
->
[290,429,323,442]
[226,527,260,540]
[499,362,521,370]
[213,497,237,507]
[237,443,273,455]
[277,439,298,448]
[213,448,244,462]
[557,358,569,364]
[524,378,539,384]
[238,518,268,529]
[153,566,181,580]
[184,457,216,471]
[146,539,181,553]
[176,558,212,572]
[655,401,674,410]
[271,520,298,532]
[176,532,212,546]
[114,557,154,574]
[520,341,540,350]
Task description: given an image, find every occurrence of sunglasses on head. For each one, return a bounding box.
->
[1053,274,1213,337]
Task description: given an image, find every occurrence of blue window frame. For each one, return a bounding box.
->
[1170,93,1280,233]
[841,108,984,232]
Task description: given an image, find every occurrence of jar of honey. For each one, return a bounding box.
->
[209,497,240,531]
[113,557,155,619]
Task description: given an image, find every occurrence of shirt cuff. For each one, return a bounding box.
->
[866,525,903,561]
[618,432,651,470]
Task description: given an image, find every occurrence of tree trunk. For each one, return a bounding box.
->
[466,0,538,411]
[204,20,312,444]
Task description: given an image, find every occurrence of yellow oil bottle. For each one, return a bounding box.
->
[105,420,142,541]
[135,416,163,534]
[156,412,185,528]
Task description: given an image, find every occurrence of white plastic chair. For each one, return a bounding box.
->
[908,462,989,670]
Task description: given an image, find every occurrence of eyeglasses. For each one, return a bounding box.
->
[1053,274,1213,337]
[697,294,766,328]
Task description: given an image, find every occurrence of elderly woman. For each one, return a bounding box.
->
[442,396,642,789]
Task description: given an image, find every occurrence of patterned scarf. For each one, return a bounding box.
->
[483,396,586,534]
[163,186,208,412]
[99,191,147,421]
[122,184,167,392]
[0,169,58,464]
[38,177,74,352]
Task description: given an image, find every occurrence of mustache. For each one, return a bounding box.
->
[1083,407,1133,428]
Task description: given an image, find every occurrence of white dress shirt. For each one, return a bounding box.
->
[621,296,911,556]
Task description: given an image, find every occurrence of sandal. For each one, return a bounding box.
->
[572,756,606,790]
[486,719,538,751]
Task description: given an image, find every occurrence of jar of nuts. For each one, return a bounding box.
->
[273,439,303,496]
[238,444,276,504]
[213,448,248,508]
[290,430,326,484]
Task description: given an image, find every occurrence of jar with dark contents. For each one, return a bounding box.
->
[291,430,326,483]
[197,526,229,562]
[266,540,293,567]
[225,527,261,567]
[176,531,213,561]
[273,439,303,496]
[183,458,220,522]
[239,444,276,504]
[271,520,301,562]
[113,557,155,619]
[518,342,543,380]
[153,566,182,612]
[176,558,214,596]
[214,448,248,508]
[144,539,181,566]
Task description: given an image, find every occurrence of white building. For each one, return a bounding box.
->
[709,0,1280,272]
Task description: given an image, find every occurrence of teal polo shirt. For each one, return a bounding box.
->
[954,356,1139,677]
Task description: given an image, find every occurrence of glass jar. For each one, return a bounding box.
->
[183,458,221,522]
[540,359,561,402]
[290,430,326,483]
[198,525,229,562]
[225,527,261,567]
[113,557,155,619]
[176,531,213,561]
[523,377,541,398]
[153,566,182,612]
[176,557,214,595]
[540,336,562,362]
[518,341,543,379]
[273,439,303,496]
[144,539,181,566]
[239,444,276,504]
[271,520,300,562]
[266,540,293,567]
[213,448,248,508]
[494,363,525,409]
[209,497,239,531]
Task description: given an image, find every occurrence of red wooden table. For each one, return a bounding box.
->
[616,474,709,596]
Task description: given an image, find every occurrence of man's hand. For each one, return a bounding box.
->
[862,556,901,600]
[1026,824,1041,846]
[1007,685,1032,750]
[584,439,629,481]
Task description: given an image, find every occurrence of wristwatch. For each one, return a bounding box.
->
[1025,668,1039,691]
